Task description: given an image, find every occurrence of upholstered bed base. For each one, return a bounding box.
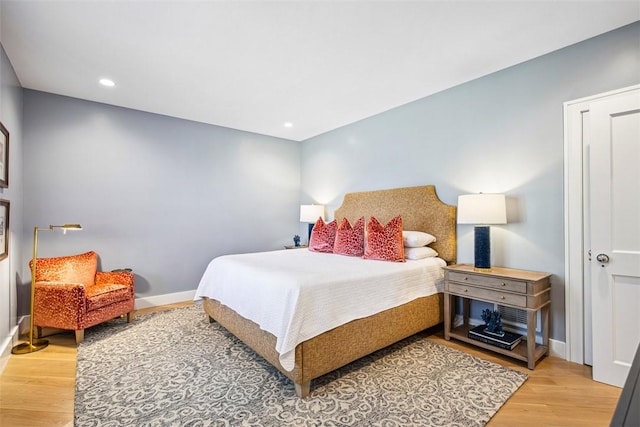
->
[200,185,455,398]
[202,293,444,398]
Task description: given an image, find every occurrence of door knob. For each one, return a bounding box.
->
[596,253,610,265]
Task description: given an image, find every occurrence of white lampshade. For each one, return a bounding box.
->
[457,194,507,225]
[300,204,324,223]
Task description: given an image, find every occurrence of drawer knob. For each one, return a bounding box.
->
[464,289,468,293]
[500,296,506,300]
[501,282,506,287]
[464,277,468,281]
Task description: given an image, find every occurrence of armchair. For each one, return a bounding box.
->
[31,251,135,344]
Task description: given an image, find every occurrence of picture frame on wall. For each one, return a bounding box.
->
[0,199,9,261]
[0,121,8,188]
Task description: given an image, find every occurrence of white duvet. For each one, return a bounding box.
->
[195,249,445,371]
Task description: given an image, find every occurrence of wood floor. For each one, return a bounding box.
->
[0,302,621,427]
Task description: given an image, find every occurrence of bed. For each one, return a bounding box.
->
[196,185,456,397]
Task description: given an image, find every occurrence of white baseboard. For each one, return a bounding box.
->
[0,335,14,373]
[0,322,23,374]
[17,315,29,336]
[549,338,566,359]
[135,290,196,309]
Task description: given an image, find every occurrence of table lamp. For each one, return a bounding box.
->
[457,194,506,271]
[299,204,324,242]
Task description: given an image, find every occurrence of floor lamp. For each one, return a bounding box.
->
[12,223,82,355]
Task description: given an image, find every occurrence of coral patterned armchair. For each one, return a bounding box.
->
[31,251,135,344]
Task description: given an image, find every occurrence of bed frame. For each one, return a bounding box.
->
[201,185,456,397]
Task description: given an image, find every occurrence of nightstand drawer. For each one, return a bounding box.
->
[447,271,526,294]
[447,282,527,308]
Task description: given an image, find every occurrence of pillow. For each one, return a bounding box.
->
[402,230,436,248]
[363,215,405,262]
[334,217,365,257]
[308,217,337,253]
[404,246,439,260]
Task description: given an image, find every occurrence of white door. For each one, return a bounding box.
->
[590,89,640,388]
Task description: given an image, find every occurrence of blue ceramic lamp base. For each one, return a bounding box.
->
[474,225,492,271]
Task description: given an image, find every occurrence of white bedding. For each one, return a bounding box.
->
[195,249,445,371]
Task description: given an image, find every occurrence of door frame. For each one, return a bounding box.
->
[563,84,640,364]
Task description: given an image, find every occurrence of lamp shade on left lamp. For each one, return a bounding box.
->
[300,204,324,242]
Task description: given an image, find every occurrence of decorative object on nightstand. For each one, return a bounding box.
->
[468,309,522,350]
[457,193,506,271]
[300,204,324,242]
[443,264,551,369]
[293,234,301,247]
[12,223,83,354]
[481,308,504,335]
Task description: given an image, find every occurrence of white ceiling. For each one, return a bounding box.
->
[2,1,638,141]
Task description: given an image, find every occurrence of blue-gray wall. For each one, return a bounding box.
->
[0,43,25,362]
[301,22,640,342]
[22,91,301,300]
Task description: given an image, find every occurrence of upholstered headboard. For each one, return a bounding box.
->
[334,185,457,263]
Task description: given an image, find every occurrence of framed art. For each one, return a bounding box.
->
[0,199,8,261]
[0,121,8,188]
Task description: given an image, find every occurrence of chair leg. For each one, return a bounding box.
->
[75,329,84,344]
[126,312,133,323]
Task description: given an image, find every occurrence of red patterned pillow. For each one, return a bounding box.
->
[309,217,337,253]
[363,215,405,262]
[334,217,365,257]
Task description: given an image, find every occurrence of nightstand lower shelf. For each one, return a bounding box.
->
[447,323,548,366]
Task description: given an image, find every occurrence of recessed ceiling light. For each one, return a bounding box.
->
[284,122,293,128]
[99,78,115,87]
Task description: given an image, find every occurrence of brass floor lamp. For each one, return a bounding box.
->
[12,224,82,355]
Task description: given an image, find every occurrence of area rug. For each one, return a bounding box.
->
[75,304,527,426]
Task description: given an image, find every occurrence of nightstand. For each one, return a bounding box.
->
[284,244,308,249]
[443,264,551,369]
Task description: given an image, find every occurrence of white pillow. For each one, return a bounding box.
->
[402,231,436,248]
[405,246,439,260]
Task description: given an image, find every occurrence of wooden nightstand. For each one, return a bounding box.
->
[284,244,308,249]
[443,264,551,369]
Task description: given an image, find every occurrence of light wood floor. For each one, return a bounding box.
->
[0,302,621,427]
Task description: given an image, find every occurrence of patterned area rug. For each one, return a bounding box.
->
[75,304,527,426]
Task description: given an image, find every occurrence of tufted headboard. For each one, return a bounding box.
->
[334,185,457,263]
